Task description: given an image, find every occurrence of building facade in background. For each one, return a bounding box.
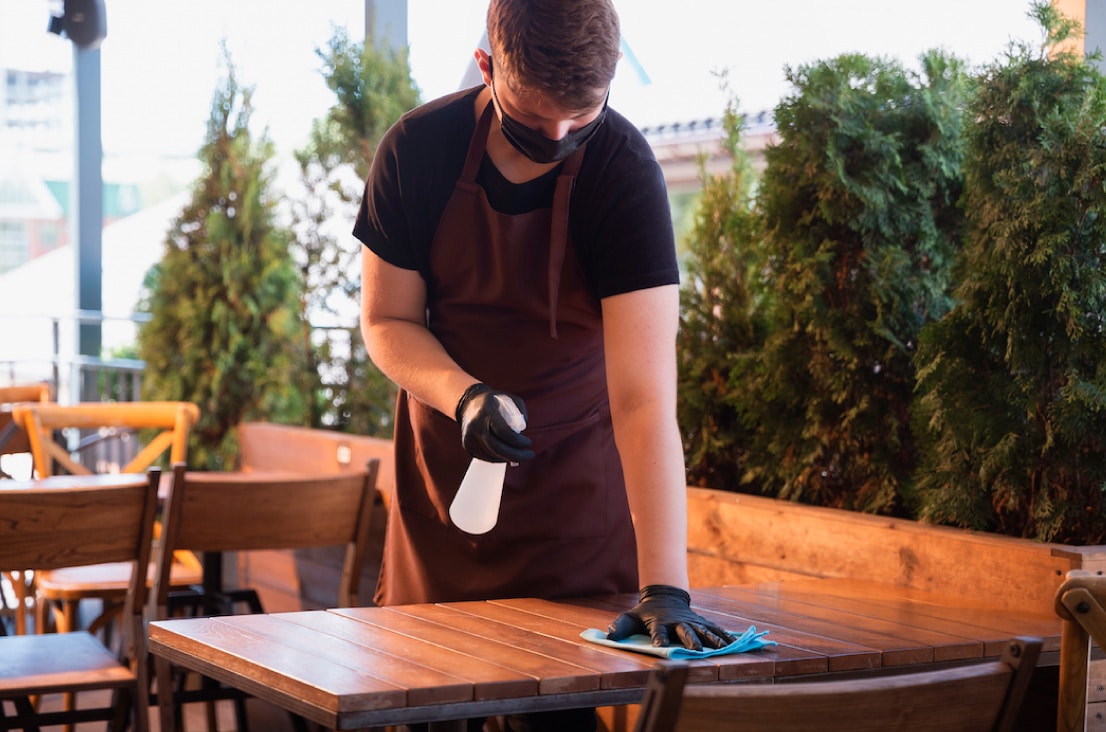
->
[1,66,140,275]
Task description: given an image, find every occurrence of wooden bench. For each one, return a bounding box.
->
[684,488,1106,617]
[684,487,1106,730]
[236,421,395,495]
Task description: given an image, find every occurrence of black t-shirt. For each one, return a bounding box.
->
[353,86,678,300]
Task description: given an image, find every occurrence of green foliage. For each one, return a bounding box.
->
[732,50,969,513]
[284,28,418,436]
[136,51,305,469]
[677,97,767,489]
[309,25,421,181]
[912,3,1106,543]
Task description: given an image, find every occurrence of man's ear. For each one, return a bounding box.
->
[474,48,493,86]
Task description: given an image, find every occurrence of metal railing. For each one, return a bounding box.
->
[0,310,149,403]
[0,311,151,477]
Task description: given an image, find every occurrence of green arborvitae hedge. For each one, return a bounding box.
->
[677,97,766,490]
[732,50,969,513]
[912,4,1106,543]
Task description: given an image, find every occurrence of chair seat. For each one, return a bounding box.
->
[37,560,204,598]
[0,631,135,694]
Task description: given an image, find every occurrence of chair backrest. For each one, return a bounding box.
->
[11,401,200,477]
[0,382,51,459]
[0,383,52,405]
[633,637,1042,732]
[150,460,380,618]
[1055,569,1106,731]
[0,471,158,645]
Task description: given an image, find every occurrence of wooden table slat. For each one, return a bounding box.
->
[148,616,406,715]
[390,604,606,694]
[299,609,538,701]
[756,578,1063,653]
[226,613,474,707]
[699,585,985,663]
[688,587,945,668]
[332,606,595,701]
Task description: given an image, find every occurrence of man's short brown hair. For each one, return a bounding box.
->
[487,0,620,111]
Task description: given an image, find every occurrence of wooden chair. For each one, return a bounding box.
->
[633,636,1042,732]
[12,400,199,479]
[1055,569,1106,732]
[151,460,380,732]
[0,471,158,732]
[0,382,52,635]
[0,382,51,469]
[9,401,204,639]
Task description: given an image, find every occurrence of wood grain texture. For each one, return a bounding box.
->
[686,487,1084,616]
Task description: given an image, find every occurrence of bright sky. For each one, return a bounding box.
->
[1,0,1045,160]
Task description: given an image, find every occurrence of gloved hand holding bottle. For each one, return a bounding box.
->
[450,383,534,535]
[455,383,535,463]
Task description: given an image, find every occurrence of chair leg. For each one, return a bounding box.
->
[55,601,78,732]
[155,654,180,732]
[1058,619,1091,732]
[33,595,51,635]
[109,687,132,732]
[11,695,44,732]
[195,673,222,731]
[61,693,75,732]
[5,571,33,636]
[233,694,250,731]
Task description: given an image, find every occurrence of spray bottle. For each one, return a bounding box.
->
[449,394,526,535]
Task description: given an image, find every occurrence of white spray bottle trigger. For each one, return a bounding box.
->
[449,394,527,535]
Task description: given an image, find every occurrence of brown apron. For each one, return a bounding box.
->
[375,101,639,606]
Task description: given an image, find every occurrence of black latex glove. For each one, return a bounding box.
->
[607,584,736,651]
[455,383,535,463]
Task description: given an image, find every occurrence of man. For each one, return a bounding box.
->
[356,1,732,729]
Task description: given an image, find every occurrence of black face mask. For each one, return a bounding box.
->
[489,67,608,164]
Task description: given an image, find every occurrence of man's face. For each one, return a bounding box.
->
[485,55,609,163]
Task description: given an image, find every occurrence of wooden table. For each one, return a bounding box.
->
[147,580,1063,731]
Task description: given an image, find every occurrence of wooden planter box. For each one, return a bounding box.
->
[684,487,1106,616]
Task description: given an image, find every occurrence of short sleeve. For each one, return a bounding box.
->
[353,125,418,271]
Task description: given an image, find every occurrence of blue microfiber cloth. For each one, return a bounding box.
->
[579,625,775,659]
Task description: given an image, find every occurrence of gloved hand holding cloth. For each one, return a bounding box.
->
[607,584,736,650]
[455,383,535,463]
